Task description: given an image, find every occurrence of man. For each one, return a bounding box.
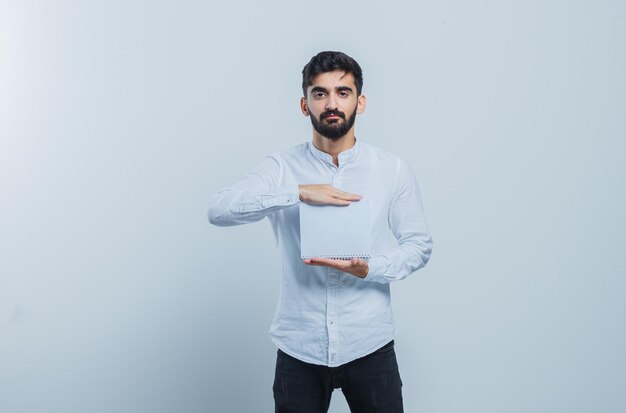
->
[208,51,432,413]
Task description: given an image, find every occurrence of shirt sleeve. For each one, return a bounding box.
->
[207,155,300,226]
[363,159,433,283]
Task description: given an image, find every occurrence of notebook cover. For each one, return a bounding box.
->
[299,200,371,260]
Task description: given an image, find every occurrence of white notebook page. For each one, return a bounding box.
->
[299,200,371,260]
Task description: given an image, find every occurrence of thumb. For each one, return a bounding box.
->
[351,257,359,266]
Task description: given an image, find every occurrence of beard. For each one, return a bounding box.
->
[309,105,358,141]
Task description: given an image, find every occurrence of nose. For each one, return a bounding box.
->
[325,94,338,111]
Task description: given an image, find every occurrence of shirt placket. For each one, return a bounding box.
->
[326,168,343,365]
[327,267,340,364]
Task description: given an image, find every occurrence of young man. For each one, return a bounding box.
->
[208,51,432,413]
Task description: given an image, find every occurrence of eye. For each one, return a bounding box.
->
[313,92,326,99]
[339,91,349,97]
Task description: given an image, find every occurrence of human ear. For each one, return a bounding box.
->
[356,94,366,114]
[300,97,310,117]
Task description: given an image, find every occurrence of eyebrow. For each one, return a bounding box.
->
[310,86,328,94]
[336,86,353,93]
[310,85,354,94]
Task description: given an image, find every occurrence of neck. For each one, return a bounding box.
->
[311,130,356,166]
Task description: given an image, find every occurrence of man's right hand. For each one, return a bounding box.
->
[298,184,362,206]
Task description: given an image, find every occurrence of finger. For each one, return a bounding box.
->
[333,187,361,196]
[332,191,362,201]
[304,258,348,269]
[328,187,362,199]
[303,258,330,266]
[304,258,341,265]
[307,258,337,266]
[306,196,350,206]
[327,198,352,206]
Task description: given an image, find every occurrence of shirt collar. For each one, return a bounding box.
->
[307,139,360,167]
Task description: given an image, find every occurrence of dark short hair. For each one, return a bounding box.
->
[301,51,363,97]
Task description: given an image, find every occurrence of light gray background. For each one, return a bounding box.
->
[1,1,625,412]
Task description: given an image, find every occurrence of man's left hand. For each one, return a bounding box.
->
[303,257,369,278]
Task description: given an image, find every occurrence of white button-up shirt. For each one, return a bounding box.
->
[208,140,432,367]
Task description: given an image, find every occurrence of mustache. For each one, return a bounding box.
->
[321,109,346,120]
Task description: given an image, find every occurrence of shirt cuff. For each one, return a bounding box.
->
[257,185,299,208]
[363,255,390,284]
[233,185,300,213]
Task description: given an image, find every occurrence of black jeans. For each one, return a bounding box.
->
[273,340,403,413]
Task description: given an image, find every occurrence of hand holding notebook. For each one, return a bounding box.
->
[298,184,362,206]
[303,256,370,278]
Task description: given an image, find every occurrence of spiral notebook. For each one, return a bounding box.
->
[299,200,371,260]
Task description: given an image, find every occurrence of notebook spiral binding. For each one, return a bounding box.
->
[301,254,371,260]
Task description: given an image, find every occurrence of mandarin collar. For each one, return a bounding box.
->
[307,139,360,167]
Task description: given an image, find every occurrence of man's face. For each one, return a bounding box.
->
[301,70,366,141]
